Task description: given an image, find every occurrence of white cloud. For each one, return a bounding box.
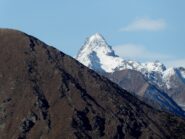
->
[113,43,170,61]
[120,18,166,32]
[113,44,185,68]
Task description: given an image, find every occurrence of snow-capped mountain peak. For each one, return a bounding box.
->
[76,33,183,81]
[76,33,167,74]
[79,33,116,56]
[86,33,107,45]
[76,33,122,72]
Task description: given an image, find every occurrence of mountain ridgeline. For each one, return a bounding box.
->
[76,33,185,117]
[0,29,185,139]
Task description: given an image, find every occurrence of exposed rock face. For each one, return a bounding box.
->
[0,29,185,139]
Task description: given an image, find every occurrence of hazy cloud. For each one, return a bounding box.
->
[113,43,170,61]
[165,59,185,68]
[113,44,185,68]
[120,18,166,32]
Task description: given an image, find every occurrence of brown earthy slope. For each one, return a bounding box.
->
[0,29,185,139]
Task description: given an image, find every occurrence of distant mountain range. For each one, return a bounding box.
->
[76,33,185,116]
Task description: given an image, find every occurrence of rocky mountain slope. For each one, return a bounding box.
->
[105,69,184,116]
[76,33,185,115]
[1,29,185,139]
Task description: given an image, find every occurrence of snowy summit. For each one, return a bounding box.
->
[76,33,123,73]
[76,33,168,74]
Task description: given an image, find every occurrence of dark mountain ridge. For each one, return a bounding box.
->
[0,29,185,139]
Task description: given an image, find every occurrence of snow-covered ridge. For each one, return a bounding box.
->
[76,33,185,99]
[76,33,170,74]
[76,33,123,73]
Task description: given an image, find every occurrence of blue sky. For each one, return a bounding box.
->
[0,0,185,67]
